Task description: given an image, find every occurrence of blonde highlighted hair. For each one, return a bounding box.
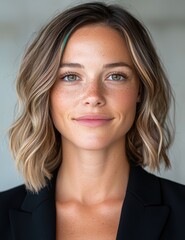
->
[9,2,174,192]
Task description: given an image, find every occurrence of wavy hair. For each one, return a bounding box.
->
[9,2,174,192]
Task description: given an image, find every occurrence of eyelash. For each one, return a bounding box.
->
[59,72,80,82]
[106,72,128,81]
[59,71,128,82]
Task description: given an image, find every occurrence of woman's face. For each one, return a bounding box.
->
[50,24,140,151]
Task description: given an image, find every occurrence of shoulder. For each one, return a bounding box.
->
[151,172,185,237]
[158,175,185,204]
[0,185,27,238]
[0,184,27,208]
[130,166,185,205]
[141,167,185,205]
[134,167,185,238]
[0,185,27,220]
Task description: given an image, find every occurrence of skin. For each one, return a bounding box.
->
[50,24,140,240]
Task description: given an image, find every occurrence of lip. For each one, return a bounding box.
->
[73,115,113,127]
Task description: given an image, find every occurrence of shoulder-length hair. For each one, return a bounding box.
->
[9,2,174,192]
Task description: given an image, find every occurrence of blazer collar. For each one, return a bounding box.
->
[116,166,170,239]
[9,166,169,240]
[9,177,56,240]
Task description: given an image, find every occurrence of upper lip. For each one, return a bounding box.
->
[73,115,114,120]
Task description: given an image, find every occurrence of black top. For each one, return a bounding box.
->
[0,166,185,240]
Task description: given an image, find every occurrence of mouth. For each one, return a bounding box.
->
[73,115,114,127]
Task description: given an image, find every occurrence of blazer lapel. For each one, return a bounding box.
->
[9,179,56,240]
[9,166,170,240]
[116,166,170,240]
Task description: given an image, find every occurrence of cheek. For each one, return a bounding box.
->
[50,87,77,131]
[51,83,80,108]
[50,87,70,114]
[116,91,139,134]
[50,89,65,128]
[113,88,139,113]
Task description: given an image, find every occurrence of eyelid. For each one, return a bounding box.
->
[59,71,81,81]
[59,71,79,77]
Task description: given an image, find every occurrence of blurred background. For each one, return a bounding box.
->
[0,0,185,191]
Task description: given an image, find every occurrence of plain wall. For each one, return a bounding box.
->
[0,0,185,191]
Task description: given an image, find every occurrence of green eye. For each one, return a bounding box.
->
[108,74,126,81]
[62,74,79,82]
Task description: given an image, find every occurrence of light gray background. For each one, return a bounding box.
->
[0,0,185,191]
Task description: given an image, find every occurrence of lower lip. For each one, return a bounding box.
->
[74,119,112,127]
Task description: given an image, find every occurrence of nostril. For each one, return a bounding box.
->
[84,98,105,107]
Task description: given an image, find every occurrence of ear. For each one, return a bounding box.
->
[137,94,141,103]
[137,84,142,103]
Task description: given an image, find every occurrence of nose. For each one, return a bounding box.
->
[83,81,106,107]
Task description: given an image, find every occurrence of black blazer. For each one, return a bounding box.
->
[1,166,185,240]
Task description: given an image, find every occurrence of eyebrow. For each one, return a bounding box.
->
[60,62,132,69]
[103,62,132,69]
[60,63,84,68]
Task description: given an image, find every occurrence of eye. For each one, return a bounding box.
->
[60,74,80,82]
[107,73,127,81]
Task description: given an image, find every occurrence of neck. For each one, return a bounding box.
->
[56,139,130,206]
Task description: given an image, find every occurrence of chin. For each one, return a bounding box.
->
[70,135,124,151]
[75,140,111,151]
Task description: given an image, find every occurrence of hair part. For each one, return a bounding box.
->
[9,2,174,192]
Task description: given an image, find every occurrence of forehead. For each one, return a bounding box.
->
[61,24,132,65]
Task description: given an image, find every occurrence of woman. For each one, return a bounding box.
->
[0,2,185,240]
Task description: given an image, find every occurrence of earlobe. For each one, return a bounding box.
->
[137,89,141,103]
[137,93,141,103]
[137,83,142,102]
